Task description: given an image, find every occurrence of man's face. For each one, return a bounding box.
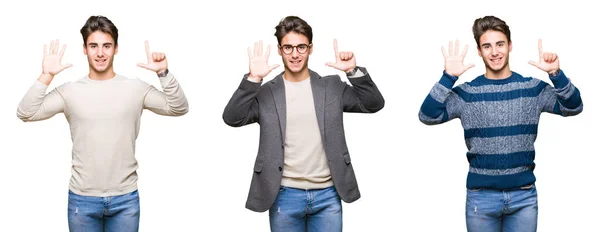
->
[277,32,312,74]
[478,30,512,73]
[83,31,118,74]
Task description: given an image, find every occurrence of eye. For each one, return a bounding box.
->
[104,45,111,49]
[298,45,307,49]
[90,45,97,48]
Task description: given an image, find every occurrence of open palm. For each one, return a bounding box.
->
[442,40,474,77]
[247,40,279,81]
[42,39,72,76]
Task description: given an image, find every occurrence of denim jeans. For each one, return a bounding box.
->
[68,190,140,232]
[269,186,342,232]
[465,184,538,232]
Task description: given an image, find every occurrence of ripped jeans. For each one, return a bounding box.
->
[465,184,538,232]
[269,186,342,232]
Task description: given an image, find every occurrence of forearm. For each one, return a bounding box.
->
[419,71,458,125]
[546,69,583,116]
[223,75,260,127]
[16,79,64,122]
[344,67,385,113]
[152,72,189,116]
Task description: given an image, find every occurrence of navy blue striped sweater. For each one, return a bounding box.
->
[419,70,583,190]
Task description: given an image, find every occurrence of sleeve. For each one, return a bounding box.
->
[143,72,189,116]
[340,66,385,113]
[16,81,65,122]
[418,71,464,125]
[222,74,261,127]
[538,69,583,116]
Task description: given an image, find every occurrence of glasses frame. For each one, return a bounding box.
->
[278,43,312,55]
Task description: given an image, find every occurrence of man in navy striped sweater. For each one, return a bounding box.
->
[419,15,583,232]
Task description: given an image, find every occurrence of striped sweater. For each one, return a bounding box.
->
[419,69,583,190]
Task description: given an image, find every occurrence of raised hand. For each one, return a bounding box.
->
[442,40,474,77]
[528,39,559,75]
[325,39,356,73]
[247,40,279,82]
[42,39,72,77]
[137,40,168,74]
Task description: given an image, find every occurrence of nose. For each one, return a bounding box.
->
[291,48,300,57]
[491,46,499,56]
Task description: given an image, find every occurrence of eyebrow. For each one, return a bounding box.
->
[88,42,113,46]
[481,41,506,47]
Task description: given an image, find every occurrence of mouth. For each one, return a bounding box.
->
[289,60,302,65]
[95,58,107,65]
[490,57,503,64]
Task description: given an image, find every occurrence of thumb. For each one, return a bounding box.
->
[465,63,475,70]
[325,62,336,68]
[269,64,280,71]
[58,64,73,72]
[528,61,541,69]
[137,63,149,69]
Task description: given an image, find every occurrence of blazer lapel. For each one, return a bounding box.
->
[269,74,287,144]
[309,70,326,143]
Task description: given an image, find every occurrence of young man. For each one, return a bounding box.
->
[419,15,583,231]
[223,16,384,232]
[16,15,188,232]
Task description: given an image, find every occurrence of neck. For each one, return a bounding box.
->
[283,68,310,82]
[89,68,116,80]
[485,66,512,80]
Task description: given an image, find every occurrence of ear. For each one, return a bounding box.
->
[309,44,313,55]
[83,43,87,55]
[114,44,119,55]
[277,45,282,56]
[477,46,482,57]
[508,41,512,53]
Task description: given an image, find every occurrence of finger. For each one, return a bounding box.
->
[137,63,149,69]
[265,45,271,58]
[333,39,339,59]
[552,53,557,62]
[454,40,460,56]
[160,53,165,61]
[254,41,259,57]
[465,63,475,71]
[247,47,252,60]
[59,64,73,72]
[448,41,454,57]
[347,52,354,60]
[44,44,48,57]
[461,44,468,58]
[145,40,151,60]
[269,64,280,71]
[259,40,263,56]
[58,44,67,57]
[537,39,543,58]
[543,53,550,62]
[340,52,347,60]
[528,60,541,69]
[441,46,448,58]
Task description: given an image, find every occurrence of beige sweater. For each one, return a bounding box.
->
[281,77,333,190]
[17,72,188,197]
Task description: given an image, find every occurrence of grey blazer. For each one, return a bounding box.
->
[222,67,385,212]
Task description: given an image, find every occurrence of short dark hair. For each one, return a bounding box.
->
[472,16,511,48]
[274,16,313,45]
[80,15,118,45]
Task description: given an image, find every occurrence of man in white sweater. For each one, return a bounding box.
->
[16,15,188,232]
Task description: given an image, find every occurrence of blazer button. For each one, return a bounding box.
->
[278,167,282,172]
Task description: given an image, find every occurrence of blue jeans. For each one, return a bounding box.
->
[68,190,140,232]
[466,184,538,232]
[269,186,342,232]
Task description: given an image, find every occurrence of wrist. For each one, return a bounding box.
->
[345,66,358,76]
[548,69,559,77]
[157,69,169,77]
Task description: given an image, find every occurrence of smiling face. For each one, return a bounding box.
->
[83,31,118,77]
[477,30,512,78]
[278,32,312,77]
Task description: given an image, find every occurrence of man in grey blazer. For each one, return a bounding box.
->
[223,16,384,232]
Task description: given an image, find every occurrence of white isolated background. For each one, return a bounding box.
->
[0,0,598,231]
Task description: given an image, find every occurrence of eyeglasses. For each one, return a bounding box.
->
[279,44,311,55]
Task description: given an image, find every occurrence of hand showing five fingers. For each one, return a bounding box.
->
[528,39,559,75]
[325,39,356,73]
[42,39,72,77]
[247,40,280,82]
[442,40,474,77]
[137,40,168,74]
